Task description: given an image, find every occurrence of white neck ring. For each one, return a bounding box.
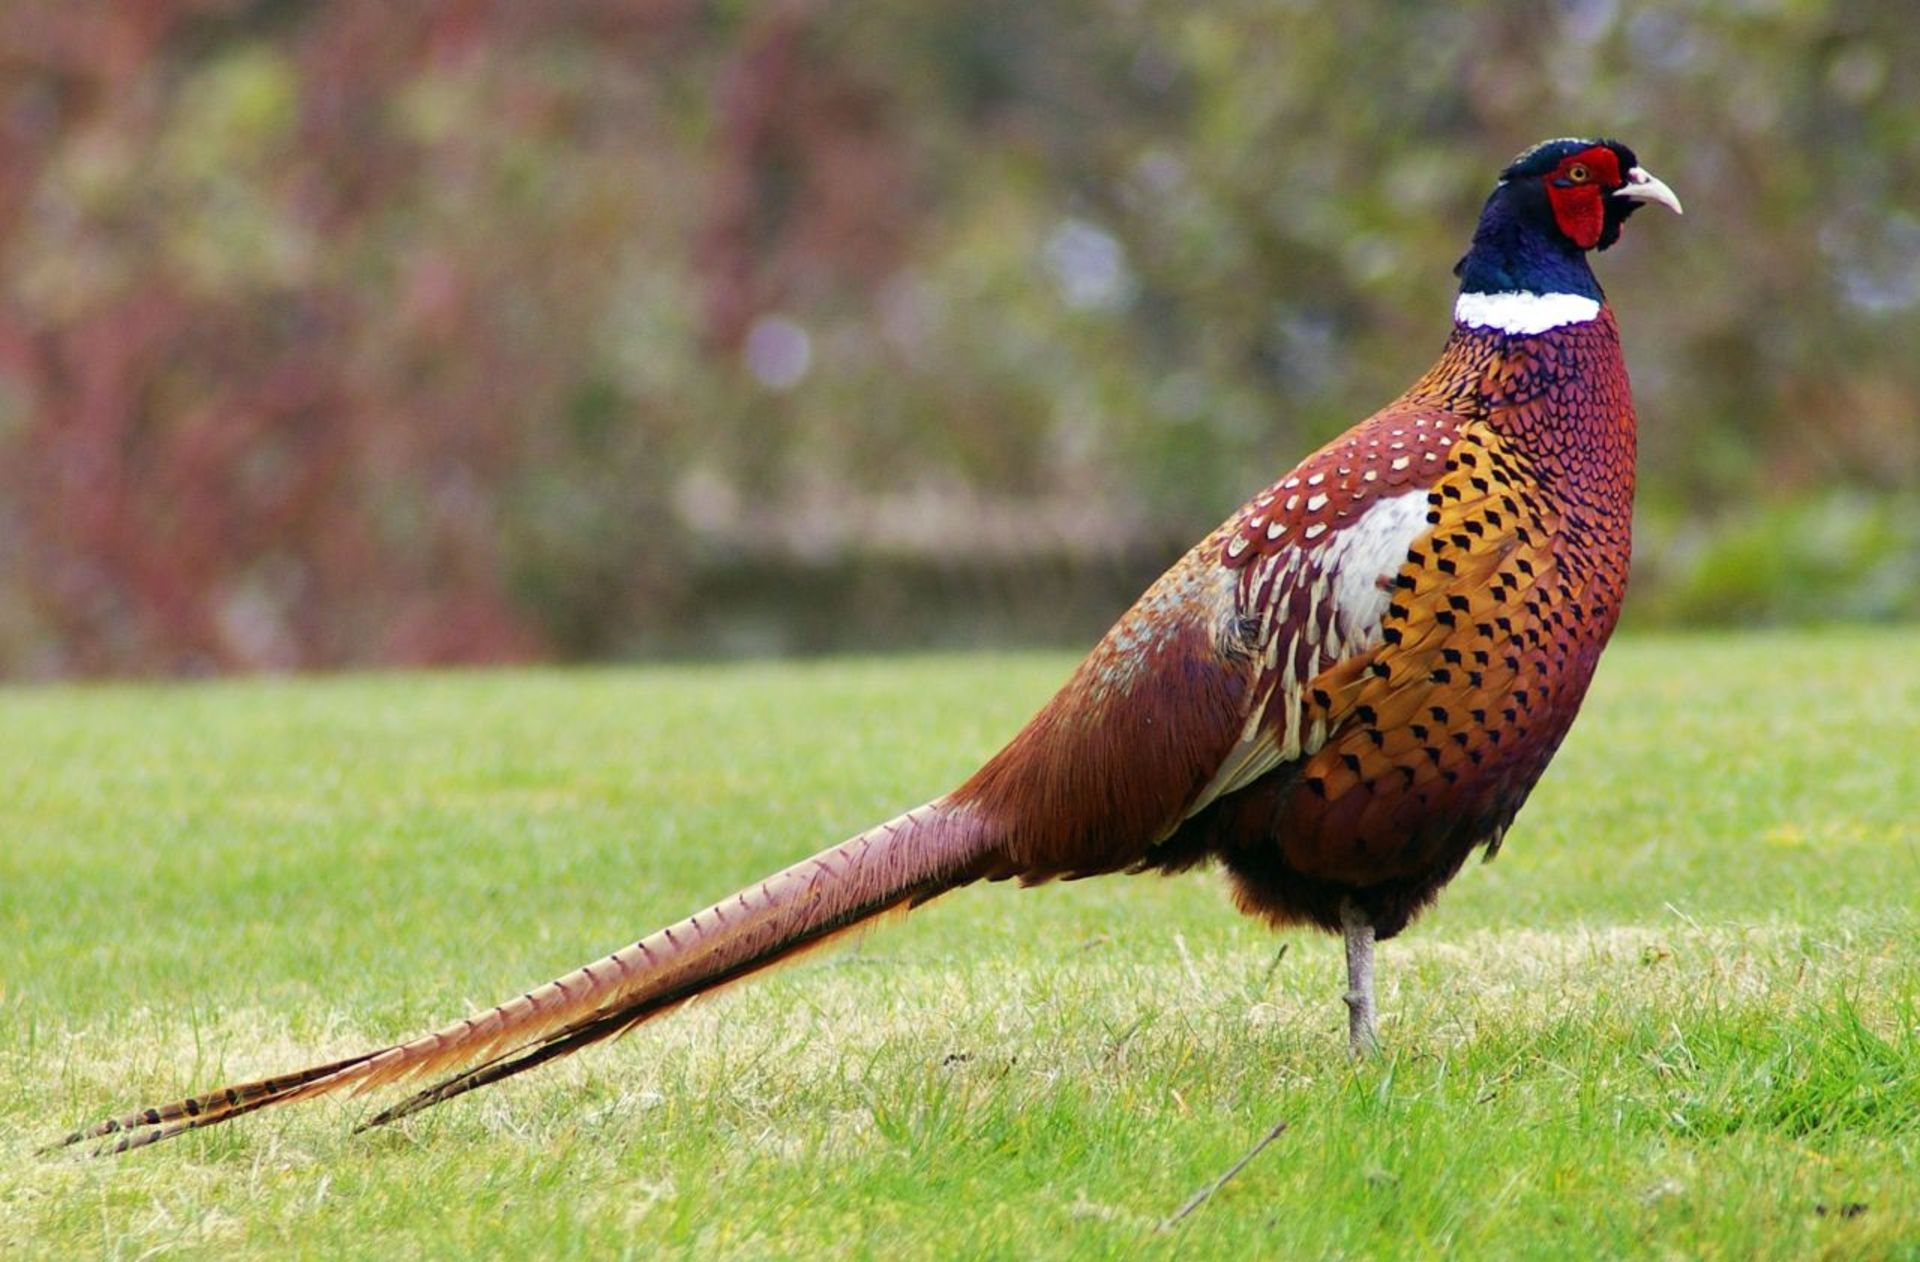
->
[1454,290,1600,335]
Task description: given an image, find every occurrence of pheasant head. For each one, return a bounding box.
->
[1455,138,1682,312]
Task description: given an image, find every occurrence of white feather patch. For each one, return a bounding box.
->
[1324,491,1430,643]
[1185,490,1432,816]
[1454,290,1599,335]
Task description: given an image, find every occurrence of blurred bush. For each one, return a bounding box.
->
[0,0,1914,677]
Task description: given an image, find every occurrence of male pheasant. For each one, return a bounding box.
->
[55,138,1680,1155]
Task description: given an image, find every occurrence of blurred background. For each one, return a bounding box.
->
[1,0,1915,679]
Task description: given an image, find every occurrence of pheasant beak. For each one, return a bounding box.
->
[1613,166,1683,215]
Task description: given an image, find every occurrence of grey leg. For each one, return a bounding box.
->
[1340,899,1378,1056]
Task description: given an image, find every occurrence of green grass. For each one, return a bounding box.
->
[3,630,1919,1259]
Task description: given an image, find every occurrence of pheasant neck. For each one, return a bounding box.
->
[1454,187,1604,304]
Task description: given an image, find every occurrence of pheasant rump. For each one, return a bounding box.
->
[57,137,1680,1154]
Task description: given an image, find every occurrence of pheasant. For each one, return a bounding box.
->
[54,138,1680,1155]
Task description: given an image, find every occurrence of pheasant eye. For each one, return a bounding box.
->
[1567,164,1590,183]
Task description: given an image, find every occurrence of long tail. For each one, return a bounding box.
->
[51,799,997,1155]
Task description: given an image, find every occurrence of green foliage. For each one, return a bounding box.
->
[4,632,1919,1256]
[1636,491,1920,625]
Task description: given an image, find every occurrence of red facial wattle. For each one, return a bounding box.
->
[1543,146,1623,249]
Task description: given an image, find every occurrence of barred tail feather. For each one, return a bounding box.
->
[359,884,938,1129]
[53,799,996,1156]
[42,1052,381,1155]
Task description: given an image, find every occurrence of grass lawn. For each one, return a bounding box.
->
[3,629,1918,1259]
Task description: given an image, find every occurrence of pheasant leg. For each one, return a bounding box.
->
[1340,899,1378,1056]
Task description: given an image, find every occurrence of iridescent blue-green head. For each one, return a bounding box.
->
[1456,138,1682,301]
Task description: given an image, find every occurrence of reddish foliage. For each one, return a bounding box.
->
[0,1,908,676]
